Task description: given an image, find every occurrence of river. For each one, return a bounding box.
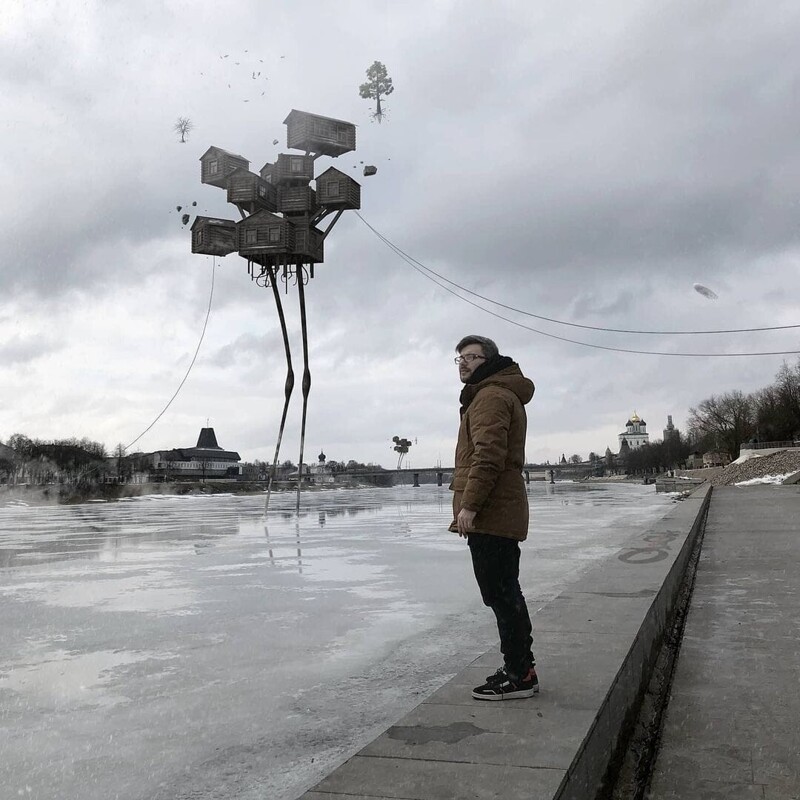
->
[0,482,675,800]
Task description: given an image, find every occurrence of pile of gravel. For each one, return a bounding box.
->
[709,449,800,486]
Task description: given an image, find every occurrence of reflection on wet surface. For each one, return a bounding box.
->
[0,483,674,800]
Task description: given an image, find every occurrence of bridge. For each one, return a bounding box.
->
[314,466,575,487]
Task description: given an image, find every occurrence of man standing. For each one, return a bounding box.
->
[449,335,538,700]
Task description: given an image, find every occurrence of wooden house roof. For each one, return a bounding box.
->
[199,145,248,161]
[190,216,236,231]
[283,109,356,128]
[236,209,291,227]
[226,166,260,180]
[316,166,359,184]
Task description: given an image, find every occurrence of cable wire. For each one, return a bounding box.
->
[124,257,217,452]
[356,214,800,358]
[356,212,800,337]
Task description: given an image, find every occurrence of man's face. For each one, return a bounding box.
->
[457,343,487,383]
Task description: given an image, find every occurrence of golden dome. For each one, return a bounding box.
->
[630,411,640,423]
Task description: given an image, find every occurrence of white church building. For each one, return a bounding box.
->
[618,412,650,450]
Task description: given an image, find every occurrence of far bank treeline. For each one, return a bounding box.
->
[0,433,394,488]
[601,358,799,472]
[685,359,800,459]
[578,359,799,472]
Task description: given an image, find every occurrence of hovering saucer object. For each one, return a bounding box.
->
[693,283,718,300]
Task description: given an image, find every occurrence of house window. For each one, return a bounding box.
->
[208,159,218,174]
[290,157,304,174]
[268,227,281,243]
[258,184,267,197]
[337,127,347,143]
[245,229,257,244]
[327,180,340,197]
[194,230,204,245]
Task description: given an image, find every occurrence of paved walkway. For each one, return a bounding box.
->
[298,487,712,800]
[648,485,800,799]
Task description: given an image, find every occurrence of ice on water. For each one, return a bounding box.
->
[0,483,673,800]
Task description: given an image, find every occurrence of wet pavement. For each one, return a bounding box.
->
[648,485,800,799]
[0,483,674,800]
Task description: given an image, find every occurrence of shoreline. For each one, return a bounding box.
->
[1,475,651,508]
[0,479,414,507]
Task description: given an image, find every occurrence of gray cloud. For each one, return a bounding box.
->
[2,0,799,464]
[0,335,62,366]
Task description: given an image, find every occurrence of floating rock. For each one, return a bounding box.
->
[176,205,182,212]
[181,213,190,225]
[363,165,377,176]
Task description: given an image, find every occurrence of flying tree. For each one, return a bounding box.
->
[392,436,412,469]
[359,61,394,123]
[174,117,194,143]
[191,110,361,512]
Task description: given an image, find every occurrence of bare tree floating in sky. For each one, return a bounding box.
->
[174,117,194,143]
[359,61,394,123]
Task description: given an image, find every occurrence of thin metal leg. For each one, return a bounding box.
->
[296,264,311,515]
[264,263,295,515]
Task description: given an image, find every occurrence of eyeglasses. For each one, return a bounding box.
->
[454,354,486,365]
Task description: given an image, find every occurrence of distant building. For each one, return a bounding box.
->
[663,415,680,443]
[703,450,731,468]
[619,412,649,451]
[149,428,241,480]
[686,451,704,469]
[308,450,335,484]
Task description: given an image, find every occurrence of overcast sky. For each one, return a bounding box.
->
[2,0,799,468]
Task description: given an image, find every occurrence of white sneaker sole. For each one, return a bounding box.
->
[472,686,539,701]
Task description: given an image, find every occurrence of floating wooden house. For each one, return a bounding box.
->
[259,162,275,184]
[277,185,317,216]
[190,216,237,256]
[284,110,356,157]
[275,153,314,185]
[315,167,361,210]
[290,216,325,263]
[226,168,277,213]
[236,210,296,258]
[200,146,249,188]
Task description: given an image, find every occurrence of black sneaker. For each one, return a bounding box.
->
[484,667,508,687]
[472,667,539,701]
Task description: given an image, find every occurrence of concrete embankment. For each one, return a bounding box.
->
[297,486,712,800]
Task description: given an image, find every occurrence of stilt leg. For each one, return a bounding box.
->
[264,263,295,515]
[296,264,311,515]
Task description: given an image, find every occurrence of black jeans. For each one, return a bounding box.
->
[468,532,534,681]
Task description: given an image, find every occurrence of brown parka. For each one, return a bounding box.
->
[448,361,535,541]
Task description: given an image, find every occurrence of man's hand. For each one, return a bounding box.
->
[456,508,477,537]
